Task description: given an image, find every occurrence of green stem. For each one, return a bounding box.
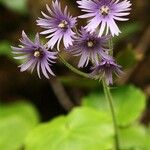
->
[102,80,120,150]
[58,54,90,79]
[58,54,120,149]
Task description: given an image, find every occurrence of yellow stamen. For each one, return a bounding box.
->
[34,51,40,58]
[58,20,68,29]
[87,41,94,48]
[100,5,110,16]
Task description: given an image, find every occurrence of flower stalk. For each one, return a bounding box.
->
[58,54,90,79]
[102,79,120,150]
[58,54,120,150]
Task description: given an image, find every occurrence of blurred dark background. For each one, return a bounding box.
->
[0,0,150,124]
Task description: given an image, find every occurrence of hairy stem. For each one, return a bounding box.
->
[58,54,90,79]
[102,80,120,150]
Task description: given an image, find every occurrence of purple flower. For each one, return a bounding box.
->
[77,0,131,37]
[36,0,77,50]
[11,31,57,79]
[91,59,123,85]
[67,28,112,68]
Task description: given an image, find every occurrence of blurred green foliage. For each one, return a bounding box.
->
[0,41,12,58]
[82,85,149,149]
[59,76,98,88]
[0,0,28,14]
[0,101,39,150]
[117,45,137,69]
[113,22,140,43]
[22,85,149,150]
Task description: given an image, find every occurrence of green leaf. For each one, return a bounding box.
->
[144,127,150,150]
[0,101,39,150]
[119,125,149,149]
[25,107,114,150]
[119,124,150,149]
[82,85,146,126]
[0,0,28,14]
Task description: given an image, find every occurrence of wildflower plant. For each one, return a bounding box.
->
[11,0,131,149]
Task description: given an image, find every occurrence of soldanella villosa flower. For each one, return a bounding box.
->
[11,1,131,149]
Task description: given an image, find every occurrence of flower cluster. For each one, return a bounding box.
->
[12,0,131,84]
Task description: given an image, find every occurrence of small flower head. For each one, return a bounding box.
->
[11,31,57,79]
[67,28,112,68]
[37,0,77,50]
[77,0,131,37]
[91,59,123,85]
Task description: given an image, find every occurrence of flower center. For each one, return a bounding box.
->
[100,5,110,16]
[34,50,41,58]
[87,41,94,48]
[58,20,68,29]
